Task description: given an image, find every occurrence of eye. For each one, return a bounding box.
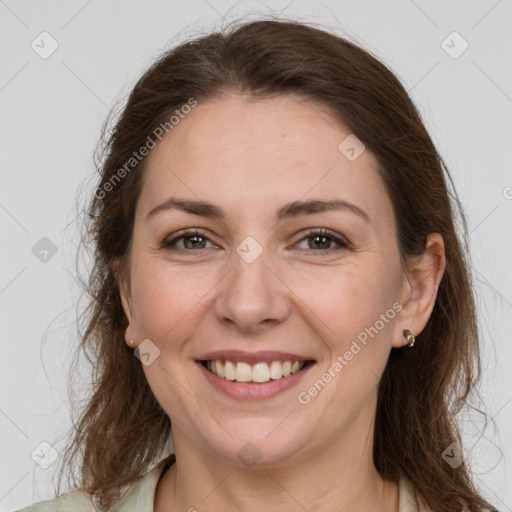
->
[295,228,351,253]
[161,229,214,250]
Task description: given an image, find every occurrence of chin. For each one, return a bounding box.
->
[197,419,309,469]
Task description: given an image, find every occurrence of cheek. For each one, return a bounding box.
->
[299,260,397,349]
[129,259,211,347]
[290,262,399,433]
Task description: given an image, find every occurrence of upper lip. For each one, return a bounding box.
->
[197,350,315,364]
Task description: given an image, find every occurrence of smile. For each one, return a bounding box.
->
[203,359,311,383]
[196,356,316,400]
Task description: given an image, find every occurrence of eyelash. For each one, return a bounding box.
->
[161,228,352,254]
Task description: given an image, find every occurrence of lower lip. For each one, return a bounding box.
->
[196,361,315,400]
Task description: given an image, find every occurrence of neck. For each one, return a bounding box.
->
[154,425,399,512]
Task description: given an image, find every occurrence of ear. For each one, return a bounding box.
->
[110,257,136,347]
[392,233,446,348]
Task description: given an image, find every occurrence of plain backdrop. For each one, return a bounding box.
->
[1,1,511,510]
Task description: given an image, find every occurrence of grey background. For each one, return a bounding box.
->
[0,0,511,510]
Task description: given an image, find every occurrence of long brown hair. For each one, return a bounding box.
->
[56,18,498,511]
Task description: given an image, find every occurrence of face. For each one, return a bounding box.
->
[120,94,411,468]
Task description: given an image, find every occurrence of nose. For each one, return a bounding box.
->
[213,242,291,333]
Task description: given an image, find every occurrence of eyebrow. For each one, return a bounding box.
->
[145,197,370,224]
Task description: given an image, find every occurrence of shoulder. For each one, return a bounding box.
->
[398,473,435,512]
[399,474,420,512]
[16,490,95,512]
[17,455,175,512]
[399,474,492,512]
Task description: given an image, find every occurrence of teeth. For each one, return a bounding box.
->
[235,362,252,382]
[269,361,283,379]
[291,361,302,374]
[206,359,307,382]
[224,360,236,380]
[215,360,225,378]
[252,362,270,383]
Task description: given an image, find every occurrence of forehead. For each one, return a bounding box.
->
[137,94,393,226]
[150,94,355,163]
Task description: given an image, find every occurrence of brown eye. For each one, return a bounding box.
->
[161,229,213,250]
[295,229,351,253]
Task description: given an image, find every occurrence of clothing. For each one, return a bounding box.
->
[17,456,420,511]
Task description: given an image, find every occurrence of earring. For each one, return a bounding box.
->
[403,329,416,348]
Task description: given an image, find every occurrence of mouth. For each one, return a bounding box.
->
[198,358,316,383]
[196,357,316,400]
[195,350,317,400]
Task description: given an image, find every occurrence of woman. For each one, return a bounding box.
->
[19,18,498,512]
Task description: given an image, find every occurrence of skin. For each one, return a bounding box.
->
[118,93,445,511]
